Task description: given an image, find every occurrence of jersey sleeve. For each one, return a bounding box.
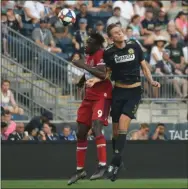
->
[135,40,145,63]
[103,49,112,68]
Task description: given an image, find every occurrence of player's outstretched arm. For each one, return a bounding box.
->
[140,60,161,88]
[72,59,106,80]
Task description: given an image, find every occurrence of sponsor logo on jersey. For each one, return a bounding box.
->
[114,54,135,63]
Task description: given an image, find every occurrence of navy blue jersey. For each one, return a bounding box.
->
[104,40,144,84]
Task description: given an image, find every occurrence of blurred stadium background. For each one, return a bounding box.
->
[1,0,188,188]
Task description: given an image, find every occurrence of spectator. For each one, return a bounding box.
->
[64,0,78,10]
[144,25,170,47]
[95,21,108,47]
[175,11,188,39]
[165,34,185,71]
[1,0,16,12]
[155,51,175,76]
[73,18,89,54]
[71,52,82,62]
[155,51,187,99]
[125,26,134,40]
[43,0,54,18]
[24,1,45,24]
[39,122,59,141]
[133,1,145,19]
[129,14,143,39]
[155,8,169,31]
[1,110,16,140]
[107,7,129,30]
[25,110,53,131]
[1,80,24,115]
[150,0,162,18]
[49,6,68,40]
[113,0,134,21]
[155,51,178,96]
[1,10,9,56]
[167,0,182,21]
[1,122,8,140]
[6,3,23,32]
[8,123,26,141]
[167,21,180,37]
[87,129,94,140]
[150,36,167,69]
[141,9,156,35]
[131,123,150,140]
[60,125,76,141]
[74,3,92,31]
[89,0,114,12]
[151,123,168,140]
[27,127,39,141]
[32,18,62,53]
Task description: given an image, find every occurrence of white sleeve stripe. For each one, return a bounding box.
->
[97,63,105,65]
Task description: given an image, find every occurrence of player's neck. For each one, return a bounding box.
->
[114,41,126,49]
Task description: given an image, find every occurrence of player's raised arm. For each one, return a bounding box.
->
[72,58,107,80]
[135,40,161,88]
[140,60,160,88]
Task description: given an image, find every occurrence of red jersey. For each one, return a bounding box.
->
[84,49,112,100]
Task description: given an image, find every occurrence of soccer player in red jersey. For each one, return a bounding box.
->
[68,33,112,185]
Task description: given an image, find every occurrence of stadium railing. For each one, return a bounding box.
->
[3,27,188,121]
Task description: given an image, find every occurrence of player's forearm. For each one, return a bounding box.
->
[83,64,106,80]
[142,65,154,84]
[72,59,106,80]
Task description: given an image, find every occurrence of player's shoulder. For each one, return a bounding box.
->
[126,39,142,49]
[104,43,116,53]
[126,39,138,45]
[94,49,104,57]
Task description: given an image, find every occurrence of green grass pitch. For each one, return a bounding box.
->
[1,179,187,188]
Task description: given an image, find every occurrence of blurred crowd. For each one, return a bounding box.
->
[1,0,188,99]
[1,106,168,141]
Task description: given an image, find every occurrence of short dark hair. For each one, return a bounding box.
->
[131,14,140,23]
[113,7,121,11]
[4,110,11,115]
[1,79,10,86]
[126,26,133,31]
[157,123,165,127]
[106,23,119,37]
[90,32,105,46]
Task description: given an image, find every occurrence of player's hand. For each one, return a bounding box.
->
[151,81,160,88]
[86,78,101,87]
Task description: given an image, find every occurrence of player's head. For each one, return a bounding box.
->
[85,32,105,54]
[106,24,124,43]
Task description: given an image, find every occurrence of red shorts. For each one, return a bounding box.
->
[77,98,111,127]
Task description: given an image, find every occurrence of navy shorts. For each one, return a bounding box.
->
[111,86,142,122]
